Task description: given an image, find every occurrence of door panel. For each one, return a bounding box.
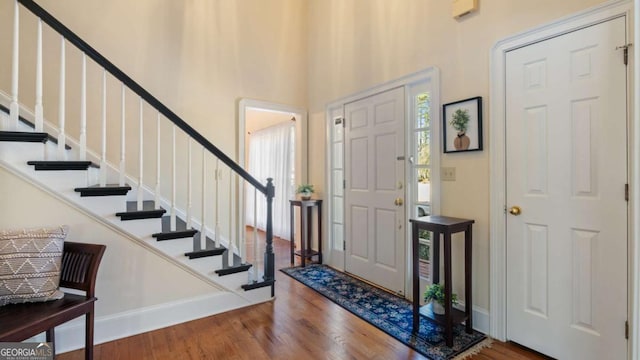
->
[506,17,627,359]
[345,87,405,294]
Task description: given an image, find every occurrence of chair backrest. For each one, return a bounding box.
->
[59,242,106,298]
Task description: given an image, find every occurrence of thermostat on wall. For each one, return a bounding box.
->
[452,0,478,18]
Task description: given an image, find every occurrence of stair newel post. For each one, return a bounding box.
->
[9,0,19,130]
[253,187,259,282]
[200,147,207,250]
[119,84,126,186]
[34,19,43,132]
[99,70,107,187]
[57,35,66,160]
[240,178,246,265]
[154,112,161,209]
[136,97,144,211]
[264,178,275,283]
[79,54,87,161]
[170,125,177,231]
[227,167,234,265]
[186,139,193,228]
[214,159,220,249]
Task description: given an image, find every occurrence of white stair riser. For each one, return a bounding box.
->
[78,195,127,215]
[113,217,163,238]
[0,142,46,165]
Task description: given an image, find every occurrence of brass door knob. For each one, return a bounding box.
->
[509,206,522,216]
[394,198,404,206]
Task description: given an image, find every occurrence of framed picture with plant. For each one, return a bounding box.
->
[442,96,483,153]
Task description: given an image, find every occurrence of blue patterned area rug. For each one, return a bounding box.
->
[281,264,490,360]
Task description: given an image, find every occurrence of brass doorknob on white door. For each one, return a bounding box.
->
[394,198,403,206]
[509,206,522,216]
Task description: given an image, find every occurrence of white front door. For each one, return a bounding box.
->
[506,17,628,359]
[344,87,405,294]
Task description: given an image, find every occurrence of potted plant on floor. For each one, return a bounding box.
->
[296,184,314,200]
[424,283,458,315]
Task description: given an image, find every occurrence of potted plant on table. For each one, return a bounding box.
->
[424,283,458,315]
[296,184,314,200]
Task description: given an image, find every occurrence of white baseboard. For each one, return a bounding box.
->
[28,291,256,354]
[472,306,490,334]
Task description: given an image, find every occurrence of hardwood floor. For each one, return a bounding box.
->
[58,235,549,360]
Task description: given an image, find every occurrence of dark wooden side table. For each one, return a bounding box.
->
[410,215,474,347]
[289,199,322,267]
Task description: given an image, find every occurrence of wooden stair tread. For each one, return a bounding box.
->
[27,161,96,171]
[241,279,275,291]
[74,184,132,197]
[153,229,198,241]
[185,247,226,259]
[0,131,48,143]
[215,263,252,276]
[0,104,70,149]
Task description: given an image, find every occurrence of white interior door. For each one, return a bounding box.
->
[506,17,628,359]
[344,87,405,294]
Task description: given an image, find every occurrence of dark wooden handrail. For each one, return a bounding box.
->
[16,0,266,194]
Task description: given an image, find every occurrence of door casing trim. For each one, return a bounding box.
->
[488,2,636,358]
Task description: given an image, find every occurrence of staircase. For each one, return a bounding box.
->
[0,0,276,313]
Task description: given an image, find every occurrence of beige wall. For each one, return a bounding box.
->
[0,0,613,319]
[0,0,307,167]
[306,0,606,310]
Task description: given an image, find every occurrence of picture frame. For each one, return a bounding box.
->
[442,96,483,153]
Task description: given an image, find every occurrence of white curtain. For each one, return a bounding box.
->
[246,122,294,240]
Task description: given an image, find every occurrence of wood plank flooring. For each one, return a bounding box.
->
[58,235,549,360]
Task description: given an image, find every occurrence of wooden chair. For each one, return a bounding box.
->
[0,241,106,360]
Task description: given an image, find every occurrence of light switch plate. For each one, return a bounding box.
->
[442,167,456,181]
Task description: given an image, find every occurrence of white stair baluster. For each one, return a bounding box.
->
[137,97,144,210]
[100,70,107,186]
[57,36,66,160]
[186,139,192,228]
[34,19,43,132]
[201,147,207,250]
[119,84,126,186]
[9,0,19,130]
[214,159,220,249]
[155,113,161,208]
[170,125,176,231]
[79,54,87,160]
[253,188,259,282]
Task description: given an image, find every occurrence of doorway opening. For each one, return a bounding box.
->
[238,99,307,265]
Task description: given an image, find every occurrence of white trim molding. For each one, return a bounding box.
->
[631,0,640,357]
[489,3,637,360]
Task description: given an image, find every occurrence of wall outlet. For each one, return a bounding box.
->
[442,167,456,181]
